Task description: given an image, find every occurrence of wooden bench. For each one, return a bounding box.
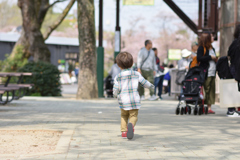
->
[0,72,33,104]
[0,87,20,104]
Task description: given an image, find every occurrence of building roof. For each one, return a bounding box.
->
[0,32,79,46]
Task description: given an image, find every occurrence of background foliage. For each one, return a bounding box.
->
[18,61,62,96]
[0,45,28,72]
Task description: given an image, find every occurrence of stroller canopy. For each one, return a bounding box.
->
[185,66,205,84]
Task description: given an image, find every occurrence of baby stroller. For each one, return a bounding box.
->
[104,75,114,97]
[175,66,208,115]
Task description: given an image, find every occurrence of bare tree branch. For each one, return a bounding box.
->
[46,0,67,10]
[17,0,23,8]
[37,0,68,25]
[43,0,75,40]
[127,16,144,36]
[37,0,49,25]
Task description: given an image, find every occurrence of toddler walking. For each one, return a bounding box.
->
[113,52,154,139]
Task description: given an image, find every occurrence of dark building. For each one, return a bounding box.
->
[0,33,79,72]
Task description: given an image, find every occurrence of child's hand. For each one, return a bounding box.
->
[138,68,142,74]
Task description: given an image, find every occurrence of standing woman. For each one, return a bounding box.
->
[227,24,240,116]
[197,32,217,114]
[236,63,240,92]
[228,24,240,78]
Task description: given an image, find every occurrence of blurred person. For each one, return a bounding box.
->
[227,24,240,116]
[152,48,165,100]
[234,26,240,91]
[132,63,138,71]
[197,32,217,114]
[178,49,192,72]
[74,66,79,82]
[164,64,174,96]
[228,24,240,80]
[104,59,121,98]
[109,59,121,80]
[71,70,77,84]
[191,42,199,58]
[137,40,158,101]
[176,49,192,94]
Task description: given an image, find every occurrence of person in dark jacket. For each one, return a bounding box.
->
[236,63,240,93]
[236,63,240,82]
[228,24,240,78]
[197,32,217,114]
[227,24,240,117]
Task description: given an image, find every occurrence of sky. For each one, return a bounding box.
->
[3,0,218,49]
[53,0,199,35]
[53,0,219,52]
[0,0,219,53]
[5,0,199,35]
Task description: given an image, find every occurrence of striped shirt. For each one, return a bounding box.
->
[113,69,154,110]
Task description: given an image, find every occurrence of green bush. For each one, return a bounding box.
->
[0,45,28,72]
[18,61,62,96]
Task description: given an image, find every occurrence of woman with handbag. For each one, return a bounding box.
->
[197,32,217,114]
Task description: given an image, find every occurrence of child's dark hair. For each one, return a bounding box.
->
[116,52,133,69]
[169,64,174,68]
[152,48,157,51]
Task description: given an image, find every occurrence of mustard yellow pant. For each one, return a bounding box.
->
[121,109,139,132]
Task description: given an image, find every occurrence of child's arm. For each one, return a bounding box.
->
[137,72,154,89]
[113,77,119,97]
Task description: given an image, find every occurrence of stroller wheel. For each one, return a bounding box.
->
[202,105,205,114]
[187,105,191,115]
[198,107,202,115]
[184,106,188,114]
[175,107,180,115]
[205,107,208,114]
[180,107,184,115]
[194,107,198,115]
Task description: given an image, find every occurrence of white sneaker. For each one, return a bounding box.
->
[226,111,240,117]
[140,96,145,101]
[148,95,158,101]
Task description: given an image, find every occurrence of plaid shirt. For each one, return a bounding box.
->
[113,69,154,110]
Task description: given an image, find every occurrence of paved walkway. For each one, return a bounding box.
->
[61,84,78,95]
[0,95,240,159]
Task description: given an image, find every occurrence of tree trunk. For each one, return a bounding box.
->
[9,0,51,63]
[18,0,50,62]
[6,0,74,67]
[76,0,98,99]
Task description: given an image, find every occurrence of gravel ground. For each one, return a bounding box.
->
[0,130,62,155]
